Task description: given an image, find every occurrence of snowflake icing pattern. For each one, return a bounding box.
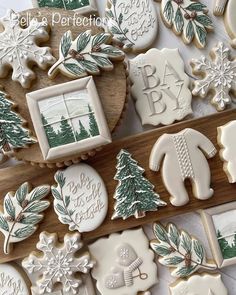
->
[22,232,95,295]
[0,10,55,88]
[192,42,236,111]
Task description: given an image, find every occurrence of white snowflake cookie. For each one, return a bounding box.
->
[0,10,55,88]
[22,231,95,295]
[191,42,236,111]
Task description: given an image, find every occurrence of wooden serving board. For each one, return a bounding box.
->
[1,109,236,263]
[0,8,128,167]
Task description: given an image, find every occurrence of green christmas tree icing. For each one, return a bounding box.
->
[38,0,90,10]
[88,104,99,136]
[76,120,90,141]
[217,230,236,259]
[59,116,75,145]
[112,149,166,220]
[41,115,60,148]
[0,91,36,152]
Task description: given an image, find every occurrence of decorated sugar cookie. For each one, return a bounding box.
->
[0,90,36,153]
[129,48,192,126]
[192,42,236,111]
[169,273,228,295]
[22,231,95,295]
[149,128,217,206]
[218,120,236,183]
[32,0,98,15]
[157,0,213,48]
[0,10,55,88]
[213,0,228,16]
[105,0,158,52]
[150,223,217,278]
[112,149,166,220]
[51,163,108,232]
[0,263,30,295]
[0,182,50,254]
[89,228,158,295]
[48,30,124,79]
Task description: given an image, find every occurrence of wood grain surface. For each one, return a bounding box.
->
[0,8,128,167]
[1,108,236,263]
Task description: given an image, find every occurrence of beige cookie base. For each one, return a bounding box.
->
[0,8,128,168]
[2,108,236,263]
[224,0,236,48]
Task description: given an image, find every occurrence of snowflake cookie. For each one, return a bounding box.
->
[22,231,95,295]
[0,182,50,254]
[150,223,217,278]
[191,42,236,111]
[0,10,55,88]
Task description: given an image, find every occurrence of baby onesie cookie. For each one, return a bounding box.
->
[0,89,36,153]
[0,182,50,254]
[191,42,236,111]
[112,149,166,220]
[48,30,124,79]
[157,0,213,48]
[22,231,95,295]
[149,128,217,206]
[88,228,158,295]
[51,163,108,232]
[0,10,55,88]
[150,223,217,278]
[0,263,31,295]
[217,120,236,183]
[129,48,192,126]
[105,0,158,52]
[169,273,228,295]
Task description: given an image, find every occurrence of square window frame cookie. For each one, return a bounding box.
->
[200,201,236,268]
[27,76,111,161]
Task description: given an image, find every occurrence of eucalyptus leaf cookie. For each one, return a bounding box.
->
[0,10,55,88]
[105,0,159,52]
[157,0,213,48]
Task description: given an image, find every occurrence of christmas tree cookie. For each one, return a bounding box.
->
[192,42,236,111]
[0,10,55,88]
[150,223,217,278]
[0,182,50,254]
[112,149,166,220]
[105,0,159,52]
[22,231,95,295]
[89,228,158,295]
[48,30,124,79]
[51,163,108,232]
[157,0,213,48]
[0,90,36,153]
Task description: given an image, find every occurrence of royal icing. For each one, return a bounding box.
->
[89,228,158,295]
[192,42,236,111]
[105,0,158,52]
[0,90,36,153]
[112,149,166,220]
[51,163,108,232]
[0,10,55,88]
[169,273,228,295]
[0,263,30,295]
[0,182,50,254]
[150,223,217,278]
[22,231,95,295]
[213,0,228,16]
[149,128,217,206]
[129,48,192,126]
[158,0,213,48]
[48,30,124,79]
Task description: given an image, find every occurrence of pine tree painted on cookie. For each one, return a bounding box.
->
[38,0,90,10]
[88,104,99,136]
[0,91,36,153]
[112,149,166,220]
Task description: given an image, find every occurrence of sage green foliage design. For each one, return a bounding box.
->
[112,149,166,220]
[150,223,217,278]
[48,30,124,78]
[0,91,36,152]
[217,230,236,260]
[106,0,135,49]
[0,182,50,254]
[51,171,79,231]
[162,0,213,48]
[38,0,90,10]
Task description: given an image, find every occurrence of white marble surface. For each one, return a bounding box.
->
[0,0,236,294]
